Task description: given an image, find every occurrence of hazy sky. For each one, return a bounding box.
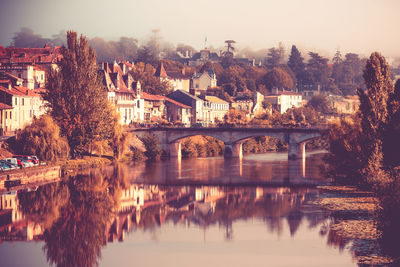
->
[1,0,399,59]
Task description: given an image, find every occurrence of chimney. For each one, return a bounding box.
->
[271,87,279,95]
[181,68,186,76]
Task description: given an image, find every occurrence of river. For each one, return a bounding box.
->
[0,151,369,266]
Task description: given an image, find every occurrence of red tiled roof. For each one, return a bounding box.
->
[141,92,191,108]
[0,85,25,96]
[15,86,39,97]
[0,103,13,109]
[141,92,164,101]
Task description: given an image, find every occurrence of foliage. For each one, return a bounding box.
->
[326,115,366,184]
[45,31,117,158]
[307,94,333,114]
[263,67,295,91]
[15,115,69,161]
[181,136,224,158]
[288,45,307,87]
[130,62,172,95]
[306,52,330,89]
[140,134,162,160]
[265,43,285,68]
[221,109,249,127]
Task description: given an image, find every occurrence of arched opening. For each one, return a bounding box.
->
[240,136,288,154]
[173,135,225,158]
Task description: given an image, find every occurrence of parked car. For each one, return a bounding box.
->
[15,155,39,165]
[12,156,34,167]
[0,162,10,170]
[4,158,23,168]
[0,160,18,170]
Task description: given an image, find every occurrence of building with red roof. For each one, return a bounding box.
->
[99,61,144,124]
[0,64,46,89]
[0,81,45,133]
[155,62,191,92]
[0,44,62,69]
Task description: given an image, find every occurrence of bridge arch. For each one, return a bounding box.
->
[131,127,323,160]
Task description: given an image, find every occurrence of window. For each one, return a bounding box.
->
[15,98,17,105]
[137,101,140,108]
[5,112,7,119]
[10,111,12,120]
[22,98,24,106]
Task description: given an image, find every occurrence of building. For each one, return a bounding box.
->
[99,62,144,125]
[0,44,63,70]
[264,89,303,114]
[141,92,166,122]
[167,90,205,125]
[0,64,46,89]
[199,95,229,124]
[328,95,359,114]
[188,48,220,67]
[231,91,265,117]
[154,63,191,91]
[190,69,217,94]
[0,82,45,133]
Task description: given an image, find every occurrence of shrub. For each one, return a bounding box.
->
[14,115,70,161]
[140,134,162,160]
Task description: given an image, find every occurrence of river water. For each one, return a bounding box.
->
[0,151,362,267]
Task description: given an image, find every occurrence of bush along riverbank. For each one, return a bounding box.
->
[326,53,400,264]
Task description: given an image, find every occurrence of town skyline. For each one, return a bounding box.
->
[1,0,400,61]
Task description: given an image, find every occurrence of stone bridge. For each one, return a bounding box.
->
[130,127,325,160]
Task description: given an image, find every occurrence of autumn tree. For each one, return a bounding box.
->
[45,31,117,157]
[15,115,69,161]
[263,67,295,91]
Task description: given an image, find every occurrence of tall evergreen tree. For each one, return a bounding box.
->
[45,31,116,157]
[287,45,306,88]
[307,52,330,90]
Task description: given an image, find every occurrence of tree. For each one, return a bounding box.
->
[11,27,50,47]
[141,134,162,159]
[45,31,117,157]
[15,115,69,161]
[263,67,295,91]
[306,52,330,90]
[287,45,306,88]
[384,80,400,166]
[307,94,332,114]
[265,42,285,68]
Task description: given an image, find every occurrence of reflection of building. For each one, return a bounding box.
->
[0,191,43,241]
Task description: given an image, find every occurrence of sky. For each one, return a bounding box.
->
[1,0,400,60]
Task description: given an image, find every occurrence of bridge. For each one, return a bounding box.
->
[131,127,325,160]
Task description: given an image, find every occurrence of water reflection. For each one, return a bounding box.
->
[0,172,330,266]
[128,151,327,186]
[0,154,356,267]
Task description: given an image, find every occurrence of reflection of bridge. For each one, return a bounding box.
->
[131,127,325,160]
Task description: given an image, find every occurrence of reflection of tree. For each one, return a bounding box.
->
[43,174,116,267]
[18,182,69,229]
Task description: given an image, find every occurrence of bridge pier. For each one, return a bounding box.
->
[288,142,306,160]
[170,141,182,158]
[224,142,243,159]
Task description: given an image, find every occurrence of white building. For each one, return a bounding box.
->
[264,90,303,114]
[191,69,217,93]
[0,65,46,89]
